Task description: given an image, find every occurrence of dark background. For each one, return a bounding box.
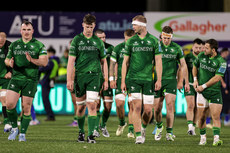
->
[1,0,224,12]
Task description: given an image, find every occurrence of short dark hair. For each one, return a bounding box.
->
[83,14,96,25]
[193,38,203,45]
[124,29,135,37]
[47,46,56,54]
[21,20,33,28]
[221,47,229,53]
[206,39,218,51]
[162,26,173,34]
[94,29,105,35]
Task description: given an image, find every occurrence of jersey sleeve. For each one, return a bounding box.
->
[6,43,13,59]
[98,40,106,59]
[154,40,162,55]
[177,45,184,60]
[69,37,78,57]
[124,39,132,56]
[216,58,227,76]
[39,44,47,56]
[193,54,200,68]
[111,45,118,62]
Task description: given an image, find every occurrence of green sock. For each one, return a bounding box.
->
[74,116,78,122]
[213,127,220,136]
[101,110,110,128]
[156,121,163,128]
[95,111,100,131]
[136,132,141,137]
[166,127,173,133]
[193,123,196,127]
[200,128,206,135]
[119,118,125,126]
[128,124,134,133]
[20,115,32,134]
[187,120,193,125]
[6,108,18,128]
[142,123,147,128]
[77,115,85,133]
[88,116,97,136]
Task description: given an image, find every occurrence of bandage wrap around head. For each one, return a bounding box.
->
[162,32,173,38]
[132,20,146,27]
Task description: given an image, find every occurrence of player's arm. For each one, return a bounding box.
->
[26,53,48,67]
[179,58,190,92]
[121,55,129,92]
[192,65,198,89]
[155,54,162,91]
[67,55,76,92]
[109,58,117,89]
[101,58,108,91]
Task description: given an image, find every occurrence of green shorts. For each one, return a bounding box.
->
[100,77,113,97]
[184,84,196,96]
[126,79,154,95]
[0,78,10,89]
[7,78,38,97]
[74,73,101,98]
[203,90,222,105]
[155,79,177,98]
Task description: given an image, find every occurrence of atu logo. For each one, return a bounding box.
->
[9,15,54,36]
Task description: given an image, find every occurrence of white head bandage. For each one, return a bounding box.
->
[132,20,146,27]
[162,32,173,38]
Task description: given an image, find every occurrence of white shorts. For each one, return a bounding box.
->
[196,93,209,108]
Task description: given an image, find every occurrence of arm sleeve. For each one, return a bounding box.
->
[216,59,227,76]
[69,37,77,57]
[39,44,47,56]
[6,43,13,59]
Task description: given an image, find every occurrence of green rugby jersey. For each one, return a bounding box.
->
[6,38,47,81]
[155,41,184,80]
[104,42,114,70]
[0,46,7,78]
[193,52,226,93]
[69,33,106,74]
[111,41,126,79]
[123,33,160,81]
[185,51,197,83]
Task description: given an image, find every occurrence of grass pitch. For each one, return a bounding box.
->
[0,115,230,153]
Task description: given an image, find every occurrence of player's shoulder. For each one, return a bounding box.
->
[216,54,226,63]
[114,41,125,51]
[147,33,158,41]
[104,42,114,49]
[31,38,45,47]
[170,41,181,49]
[126,34,138,44]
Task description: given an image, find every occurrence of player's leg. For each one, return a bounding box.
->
[154,96,164,141]
[115,93,127,136]
[68,91,78,127]
[185,95,196,135]
[100,95,113,137]
[127,96,135,138]
[93,95,101,137]
[6,89,20,141]
[210,103,223,146]
[0,88,12,132]
[86,90,99,143]
[196,93,209,145]
[165,93,176,141]
[19,96,33,142]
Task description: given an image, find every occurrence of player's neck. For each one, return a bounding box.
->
[83,32,93,38]
[138,30,147,39]
[22,37,32,43]
[210,51,217,58]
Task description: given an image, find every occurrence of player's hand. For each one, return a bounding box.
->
[121,81,126,93]
[155,80,161,91]
[103,81,108,91]
[67,80,74,92]
[193,80,198,90]
[9,57,14,68]
[25,52,32,62]
[196,85,204,93]
[4,72,12,79]
[184,83,190,93]
[177,81,183,92]
[110,80,117,89]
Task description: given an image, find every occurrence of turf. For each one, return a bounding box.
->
[0,115,230,153]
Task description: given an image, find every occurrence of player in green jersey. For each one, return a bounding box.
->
[193,39,226,146]
[0,32,12,132]
[121,15,162,144]
[110,29,135,138]
[4,21,48,142]
[94,29,114,138]
[67,14,108,143]
[154,26,189,141]
[184,38,203,135]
